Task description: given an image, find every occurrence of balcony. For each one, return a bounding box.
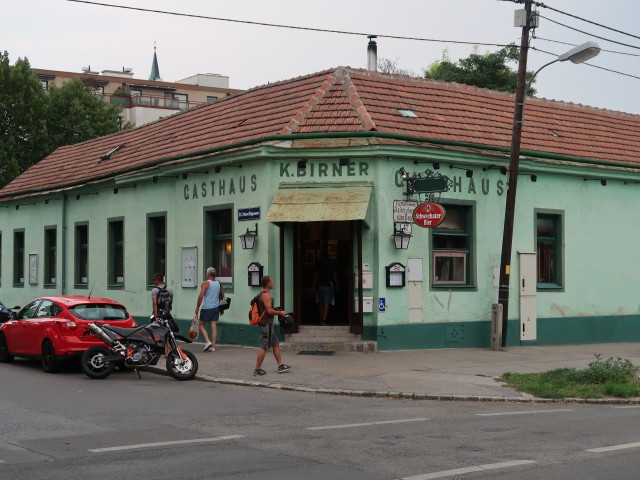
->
[102,93,203,112]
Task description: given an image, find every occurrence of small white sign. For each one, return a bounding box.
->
[393,200,418,223]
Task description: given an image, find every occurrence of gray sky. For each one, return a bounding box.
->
[4,0,639,114]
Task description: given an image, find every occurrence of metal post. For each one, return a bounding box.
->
[498,0,532,348]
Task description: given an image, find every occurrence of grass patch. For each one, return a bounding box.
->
[500,354,640,399]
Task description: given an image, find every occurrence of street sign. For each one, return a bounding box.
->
[413,202,446,228]
[393,200,418,223]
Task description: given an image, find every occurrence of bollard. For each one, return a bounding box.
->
[491,303,503,351]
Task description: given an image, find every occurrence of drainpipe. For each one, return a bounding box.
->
[61,194,67,295]
[367,35,378,71]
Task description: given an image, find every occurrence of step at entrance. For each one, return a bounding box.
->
[280,325,377,353]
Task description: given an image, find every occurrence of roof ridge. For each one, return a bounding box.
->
[278,69,341,134]
[336,67,377,132]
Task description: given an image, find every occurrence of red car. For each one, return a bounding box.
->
[0,295,137,372]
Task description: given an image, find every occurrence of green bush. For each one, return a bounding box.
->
[579,354,639,384]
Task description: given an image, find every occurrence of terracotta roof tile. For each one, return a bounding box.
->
[2,67,639,198]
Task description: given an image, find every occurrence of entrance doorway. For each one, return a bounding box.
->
[293,221,353,329]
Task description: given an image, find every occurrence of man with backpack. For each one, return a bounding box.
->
[151,273,175,328]
[253,275,291,376]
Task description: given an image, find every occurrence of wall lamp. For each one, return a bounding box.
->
[339,157,350,166]
[483,165,508,175]
[391,223,412,250]
[239,223,259,250]
[297,159,307,169]
[448,165,473,178]
[583,178,607,186]
[530,175,537,182]
[214,166,222,173]
[432,162,440,170]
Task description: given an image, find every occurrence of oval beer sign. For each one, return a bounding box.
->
[413,202,446,228]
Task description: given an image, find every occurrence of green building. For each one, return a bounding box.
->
[1,67,639,350]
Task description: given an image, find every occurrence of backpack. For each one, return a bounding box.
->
[248,291,266,326]
[156,285,172,313]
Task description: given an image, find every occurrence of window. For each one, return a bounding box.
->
[75,224,89,287]
[205,208,233,288]
[536,213,562,287]
[41,79,49,90]
[13,230,25,287]
[108,219,124,287]
[148,215,166,283]
[206,96,218,103]
[44,227,57,286]
[432,205,473,286]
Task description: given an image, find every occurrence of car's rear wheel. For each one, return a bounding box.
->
[0,333,14,363]
[41,339,60,373]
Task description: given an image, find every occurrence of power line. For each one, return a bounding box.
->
[539,15,640,50]
[535,2,640,41]
[66,0,513,48]
[534,36,640,58]
[532,47,640,81]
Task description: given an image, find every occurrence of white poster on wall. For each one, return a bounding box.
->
[181,247,198,287]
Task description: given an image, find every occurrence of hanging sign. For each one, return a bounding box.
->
[413,202,446,228]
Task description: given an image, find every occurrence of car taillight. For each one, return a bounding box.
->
[59,321,77,332]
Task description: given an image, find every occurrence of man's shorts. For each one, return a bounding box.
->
[200,307,220,323]
[258,323,279,349]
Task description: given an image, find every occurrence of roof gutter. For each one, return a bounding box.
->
[1,131,637,200]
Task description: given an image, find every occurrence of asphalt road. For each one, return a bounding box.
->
[1,358,640,479]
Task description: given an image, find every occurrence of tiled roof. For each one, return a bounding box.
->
[2,66,639,199]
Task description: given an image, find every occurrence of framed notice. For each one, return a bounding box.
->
[181,247,198,287]
[29,254,38,285]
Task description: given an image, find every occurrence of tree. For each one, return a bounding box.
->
[0,52,130,187]
[46,79,125,149]
[0,51,50,186]
[378,57,417,77]
[423,45,537,95]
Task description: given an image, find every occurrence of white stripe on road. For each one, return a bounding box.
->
[88,435,244,453]
[476,409,572,417]
[398,460,536,480]
[611,406,640,409]
[586,441,640,453]
[307,418,428,431]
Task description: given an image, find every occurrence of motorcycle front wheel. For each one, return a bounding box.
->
[166,349,198,381]
[81,346,116,379]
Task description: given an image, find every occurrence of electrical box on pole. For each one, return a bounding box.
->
[514,9,539,27]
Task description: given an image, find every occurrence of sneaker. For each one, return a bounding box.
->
[210,347,216,352]
[203,342,212,352]
[253,368,266,376]
[277,364,291,373]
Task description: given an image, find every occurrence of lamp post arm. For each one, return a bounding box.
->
[526,59,558,94]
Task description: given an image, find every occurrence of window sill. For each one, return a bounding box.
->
[431,284,476,290]
[74,284,88,289]
[12,283,24,288]
[108,283,124,289]
[537,283,563,291]
[43,284,57,289]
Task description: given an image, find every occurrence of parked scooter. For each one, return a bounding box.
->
[81,312,198,381]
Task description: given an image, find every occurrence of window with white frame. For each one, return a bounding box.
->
[431,205,472,286]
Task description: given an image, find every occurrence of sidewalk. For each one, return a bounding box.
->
[156,341,640,403]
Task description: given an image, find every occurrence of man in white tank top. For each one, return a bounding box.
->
[195,267,224,352]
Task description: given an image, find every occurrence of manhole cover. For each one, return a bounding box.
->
[296,351,335,356]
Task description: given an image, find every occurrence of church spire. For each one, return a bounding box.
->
[149,44,161,81]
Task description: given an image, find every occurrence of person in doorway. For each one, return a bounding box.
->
[195,267,223,352]
[253,275,291,376]
[313,255,339,325]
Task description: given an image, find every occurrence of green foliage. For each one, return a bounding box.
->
[501,355,640,400]
[0,52,131,187]
[423,45,537,95]
[0,51,50,186]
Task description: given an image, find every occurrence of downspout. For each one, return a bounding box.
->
[61,194,67,295]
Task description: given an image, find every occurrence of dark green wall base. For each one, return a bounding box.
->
[143,315,640,351]
[366,314,640,351]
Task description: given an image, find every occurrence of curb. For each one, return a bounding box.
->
[147,366,640,405]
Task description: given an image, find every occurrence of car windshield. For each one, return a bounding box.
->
[68,303,129,321]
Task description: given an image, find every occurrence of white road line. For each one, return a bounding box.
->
[476,409,573,417]
[88,435,244,453]
[586,442,640,453]
[307,418,429,431]
[611,406,640,409]
[397,460,536,480]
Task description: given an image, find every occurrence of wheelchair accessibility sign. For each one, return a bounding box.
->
[378,298,386,312]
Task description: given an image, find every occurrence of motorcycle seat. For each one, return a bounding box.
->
[103,325,146,336]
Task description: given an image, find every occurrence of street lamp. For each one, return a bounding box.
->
[498,2,600,348]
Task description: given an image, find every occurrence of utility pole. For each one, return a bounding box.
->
[498,0,533,347]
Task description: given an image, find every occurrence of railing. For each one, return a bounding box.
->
[101,93,204,112]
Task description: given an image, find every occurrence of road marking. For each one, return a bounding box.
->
[307,418,428,431]
[476,409,572,417]
[611,406,640,409]
[586,442,640,453]
[397,460,536,480]
[88,435,244,453]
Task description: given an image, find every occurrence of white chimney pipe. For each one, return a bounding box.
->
[367,35,377,71]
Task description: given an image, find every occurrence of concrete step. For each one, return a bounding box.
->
[281,325,377,352]
[279,340,377,353]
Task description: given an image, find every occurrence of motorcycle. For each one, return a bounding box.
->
[81,312,198,381]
